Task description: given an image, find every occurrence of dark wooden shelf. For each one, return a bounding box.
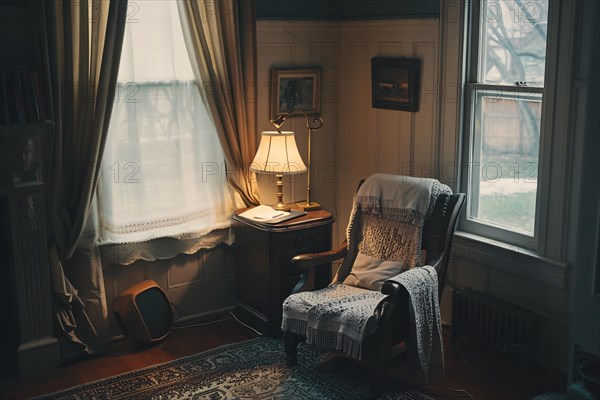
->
[0,122,59,380]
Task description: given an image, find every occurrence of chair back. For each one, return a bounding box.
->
[422,193,465,300]
[346,179,465,302]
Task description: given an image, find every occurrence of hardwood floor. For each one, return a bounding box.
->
[0,313,255,400]
[395,328,567,400]
[0,312,566,400]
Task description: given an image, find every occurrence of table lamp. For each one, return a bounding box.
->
[250,130,307,211]
[270,109,324,211]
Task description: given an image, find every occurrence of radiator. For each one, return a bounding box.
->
[451,288,540,349]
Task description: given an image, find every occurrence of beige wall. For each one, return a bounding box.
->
[104,245,237,338]
[336,19,440,244]
[256,21,340,225]
[256,19,440,245]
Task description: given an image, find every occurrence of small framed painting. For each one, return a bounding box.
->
[271,68,321,118]
[371,57,420,112]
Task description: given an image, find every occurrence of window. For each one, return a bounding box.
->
[461,0,549,245]
[96,1,242,245]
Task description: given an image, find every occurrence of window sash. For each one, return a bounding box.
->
[460,0,548,249]
[477,1,549,86]
[463,85,542,242]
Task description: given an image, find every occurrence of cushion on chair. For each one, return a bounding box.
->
[342,252,404,291]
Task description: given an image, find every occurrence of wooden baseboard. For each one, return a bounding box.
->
[17,338,61,376]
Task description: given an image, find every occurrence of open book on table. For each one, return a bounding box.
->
[238,205,306,224]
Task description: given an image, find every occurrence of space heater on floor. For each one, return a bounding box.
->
[113,280,174,344]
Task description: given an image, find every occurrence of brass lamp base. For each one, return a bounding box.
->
[272,202,291,212]
[273,174,291,211]
[296,201,321,211]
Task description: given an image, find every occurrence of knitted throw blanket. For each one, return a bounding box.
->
[386,266,445,384]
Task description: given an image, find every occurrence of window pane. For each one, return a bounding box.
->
[469,91,541,235]
[98,1,242,244]
[481,0,549,85]
[117,1,194,82]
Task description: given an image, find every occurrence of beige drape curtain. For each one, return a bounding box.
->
[177,0,261,206]
[45,0,128,357]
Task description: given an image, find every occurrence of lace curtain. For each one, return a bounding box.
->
[96,1,242,248]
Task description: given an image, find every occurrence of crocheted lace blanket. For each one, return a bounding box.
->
[281,284,387,360]
[386,266,445,383]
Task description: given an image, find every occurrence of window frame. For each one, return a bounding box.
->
[459,0,550,250]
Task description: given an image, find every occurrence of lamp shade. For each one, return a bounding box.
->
[250,131,307,175]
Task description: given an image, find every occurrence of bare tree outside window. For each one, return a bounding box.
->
[482,0,548,85]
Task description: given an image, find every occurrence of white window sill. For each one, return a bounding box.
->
[451,231,569,290]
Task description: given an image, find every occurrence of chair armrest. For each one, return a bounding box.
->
[381,256,444,296]
[381,281,403,296]
[291,241,348,270]
[289,242,347,294]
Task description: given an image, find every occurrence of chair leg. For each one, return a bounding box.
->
[283,331,303,366]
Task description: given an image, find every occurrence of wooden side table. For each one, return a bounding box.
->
[232,208,334,337]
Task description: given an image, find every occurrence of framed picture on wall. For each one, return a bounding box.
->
[271,68,321,118]
[371,57,420,112]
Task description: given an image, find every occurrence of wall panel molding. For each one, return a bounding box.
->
[336,19,439,241]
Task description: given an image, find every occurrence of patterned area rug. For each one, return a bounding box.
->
[36,338,432,399]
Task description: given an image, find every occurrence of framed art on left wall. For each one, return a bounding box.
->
[271,68,321,119]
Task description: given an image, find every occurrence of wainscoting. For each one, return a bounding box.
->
[103,244,237,338]
[442,234,570,369]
